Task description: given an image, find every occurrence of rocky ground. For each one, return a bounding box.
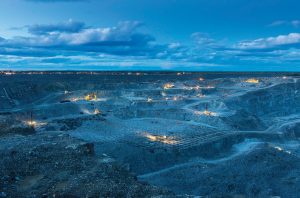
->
[0,132,172,198]
[1,72,300,197]
[140,143,300,197]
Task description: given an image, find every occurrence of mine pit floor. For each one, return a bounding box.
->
[1,72,300,197]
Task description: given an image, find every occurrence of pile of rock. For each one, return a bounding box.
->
[0,133,171,197]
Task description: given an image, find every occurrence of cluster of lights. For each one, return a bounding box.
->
[163,96,180,101]
[194,110,217,116]
[85,93,97,101]
[173,96,178,101]
[2,71,16,75]
[71,97,79,102]
[185,85,201,90]
[163,83,175,90]
[94,108,101,115]
[194,85,200,90]
[184,85,214,90]
[274,146,291,154]
[27,121,37,127]
[69,93,102,103]
[142,132,179,145]
[25,120,47,128]
[185,85,199,91]
[245,78,259,84]
[203,110,217,116]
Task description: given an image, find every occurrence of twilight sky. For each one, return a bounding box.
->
[0,0,300,71]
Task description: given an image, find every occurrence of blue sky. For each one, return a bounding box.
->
[0,0,300,71]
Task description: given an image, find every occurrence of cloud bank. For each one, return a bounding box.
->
[268,20,300,28]
[1,20,300,70]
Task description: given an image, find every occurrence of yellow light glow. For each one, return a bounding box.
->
[25,120,47,128]
[194,110,217,116]
[85,93,97,101]
[245,78,259,84]
[163,83,175,89]
[203,110,217,116]
[142,132,179,145]
[27,121,37,127]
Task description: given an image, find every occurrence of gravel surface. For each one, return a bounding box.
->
[0,133,172,198]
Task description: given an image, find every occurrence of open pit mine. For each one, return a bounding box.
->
[0,71,300,197]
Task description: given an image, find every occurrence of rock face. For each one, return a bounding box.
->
[221,109,267,131]
[194,144,300,197]
[0,115,36,137]
[225,82,300,118]
[0,133,171,198]
[141,144,300,197]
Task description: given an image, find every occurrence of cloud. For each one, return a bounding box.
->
[187,32,300,68]
[2,20,300,70]
[268,20,300,28]
[168,42,181,49]
[291,20,300,28]
[41,57,72,63]
[1,21,158,57]
[27,19,86,35]
[191,32,216,46]
[237,33,300,50]
[0,20,185,70]
[1,21,215,70]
